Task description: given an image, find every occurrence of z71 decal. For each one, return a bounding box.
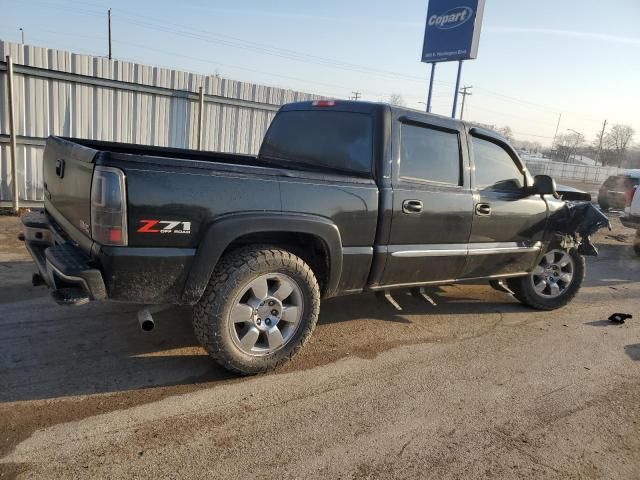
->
[137,220,192,234]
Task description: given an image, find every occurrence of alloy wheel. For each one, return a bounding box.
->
[229,273,304,356]
[529,249,575,298]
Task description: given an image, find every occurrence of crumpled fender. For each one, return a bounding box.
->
[548,202,611,256]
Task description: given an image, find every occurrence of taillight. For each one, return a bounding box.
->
[626,185,637,207]
[91,166,128,246]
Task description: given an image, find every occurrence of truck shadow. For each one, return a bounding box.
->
[0,261,50,304]
[1,245,637,403]
[583,244,640,288]
[0,282,533,403]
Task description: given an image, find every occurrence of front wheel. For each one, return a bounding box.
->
[507,249,585,310]
[192,246,320,375]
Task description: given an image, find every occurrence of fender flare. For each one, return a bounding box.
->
[182,212,343,303]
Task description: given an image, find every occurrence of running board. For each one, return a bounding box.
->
[375,290,403,311]
[410,287,437,306]
[489,279,515,295]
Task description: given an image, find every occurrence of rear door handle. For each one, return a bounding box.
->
[475,203,491,216]
[402,199,423,214]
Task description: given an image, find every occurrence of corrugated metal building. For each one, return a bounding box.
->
[0,40,322,204]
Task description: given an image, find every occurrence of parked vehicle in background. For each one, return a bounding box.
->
[21,100,609,374]
[597,171,640,210]
[620,184,640,255]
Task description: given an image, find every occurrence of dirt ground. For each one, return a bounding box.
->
[0,213,639,479]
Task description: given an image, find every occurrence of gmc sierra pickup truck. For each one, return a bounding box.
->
[22,100,609,374]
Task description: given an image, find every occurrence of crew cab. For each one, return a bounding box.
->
[21,100,608,374]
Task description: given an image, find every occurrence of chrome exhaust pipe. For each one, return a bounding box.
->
[137,308,155,332]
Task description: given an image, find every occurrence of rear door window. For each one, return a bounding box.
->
[399,122,461,185]
[260,110,373,175]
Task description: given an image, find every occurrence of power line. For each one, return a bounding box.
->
[512,131,555,139]
[24,0,450,86]
[466,104,559,128]
[8,0,635,134]
[0,21,428,100]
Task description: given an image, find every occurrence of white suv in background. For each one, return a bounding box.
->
[621,185,640,255]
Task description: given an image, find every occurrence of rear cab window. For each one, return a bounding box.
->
[259,110,373,176]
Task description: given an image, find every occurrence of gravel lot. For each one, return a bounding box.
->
[1,213,639,479]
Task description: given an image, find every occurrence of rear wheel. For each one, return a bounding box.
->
[508,249,585,310]
[634,229,640,256]
[192,246,320,375]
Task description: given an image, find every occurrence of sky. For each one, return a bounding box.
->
[2,0,640,146]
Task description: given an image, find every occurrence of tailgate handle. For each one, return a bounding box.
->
[55,158,65,178]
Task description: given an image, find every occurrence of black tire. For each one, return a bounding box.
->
[192,246,320,375]
[634,229,640,256]
[598,196,609,211]
[507,249,585,310]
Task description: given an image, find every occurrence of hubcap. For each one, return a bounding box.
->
[530,249,574,298]
[229,273,303,356]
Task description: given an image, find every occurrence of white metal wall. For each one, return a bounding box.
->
[523,158,621,184]
[0,40,322,203]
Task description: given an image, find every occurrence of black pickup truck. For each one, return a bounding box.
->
[22,100,608,374]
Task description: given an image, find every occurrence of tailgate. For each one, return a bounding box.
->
[43,136,98,242]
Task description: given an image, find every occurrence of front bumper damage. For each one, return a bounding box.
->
[549,202,611,256]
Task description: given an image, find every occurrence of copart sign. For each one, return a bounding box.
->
[421,0,485,63]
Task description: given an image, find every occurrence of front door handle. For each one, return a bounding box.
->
[402,199,423,214]
[475,203,491,216]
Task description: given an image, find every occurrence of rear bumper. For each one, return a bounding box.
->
[22,210,195,305]
[620,215,640,229]
[21,211,107,301]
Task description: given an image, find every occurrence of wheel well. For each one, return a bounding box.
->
[222,232,330,294]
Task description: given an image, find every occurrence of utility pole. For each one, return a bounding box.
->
[351,91,361,101]
[566,128,583,164]
[108,9,112,60]
[552,112,562,149]
[458,85,472,120]
[596,119,607,166]
[19,28,24,45]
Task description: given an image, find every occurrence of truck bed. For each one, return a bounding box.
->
[41,135,380,304]
[58,137,270,169]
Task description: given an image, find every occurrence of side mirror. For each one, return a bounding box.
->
[533,174,557,196]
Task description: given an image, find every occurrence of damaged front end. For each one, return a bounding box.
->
[549,202,611,256]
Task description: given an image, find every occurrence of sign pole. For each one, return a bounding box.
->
[426,63,436,112]
[451,60,463,118]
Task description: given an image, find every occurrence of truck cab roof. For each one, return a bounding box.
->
[280,100,508,143]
